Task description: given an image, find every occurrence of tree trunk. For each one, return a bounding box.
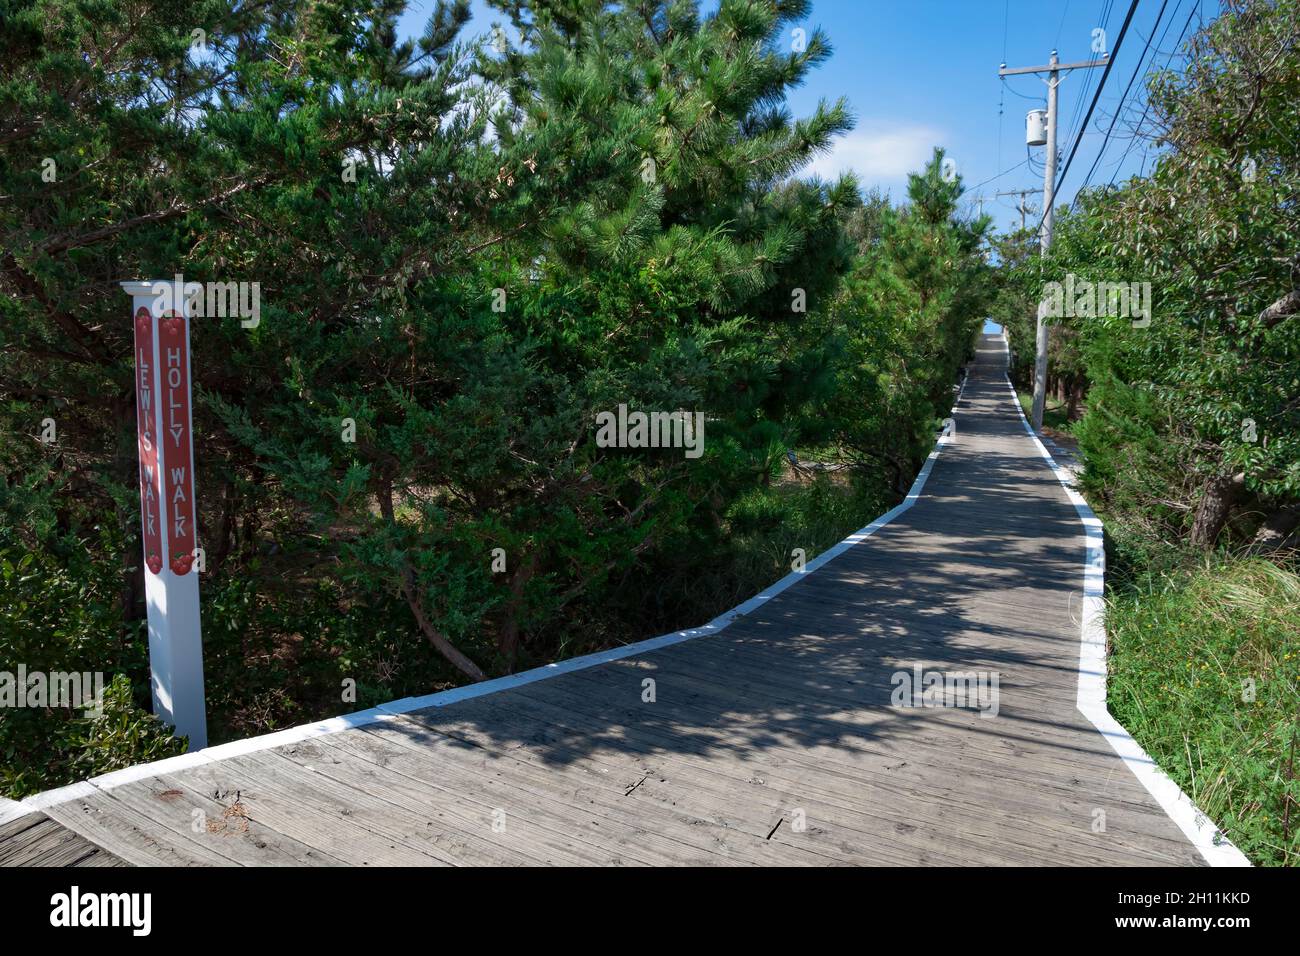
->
[1065,377,1084,422]
[496,552,538,668]
[212,479,236,575]
[376,476,486,682]
[888,454,908,496]
[239,486,260,556]
[1190,472,1246,550]
[396,564,486,682]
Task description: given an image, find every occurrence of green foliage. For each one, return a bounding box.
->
[1003,0,1300,548]
[822,150,993,487]
[0,0,992,794]
[714,475,890,608]
[1106,556,1300,866]
[200,572,448,741]
[0,524,182,798]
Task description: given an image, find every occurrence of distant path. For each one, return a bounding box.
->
[1,335,1223,865]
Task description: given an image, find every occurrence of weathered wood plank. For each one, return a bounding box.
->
[106,773,346,866]
[44,792,231,866]
[171,755,456,866]
[262,742,608,866]
[345,717,838,866]
[7,335,1205,867]
[0,812,44,847]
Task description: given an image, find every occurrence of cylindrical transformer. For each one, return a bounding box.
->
[1026,109,1048,147]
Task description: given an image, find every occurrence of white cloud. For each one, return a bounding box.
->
[803,123,947,187]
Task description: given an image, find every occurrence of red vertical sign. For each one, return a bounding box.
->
[160,311,197,575]
[133,307,164,575]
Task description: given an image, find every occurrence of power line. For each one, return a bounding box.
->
[1027,142,1045,174]
[1002,0,1010,61]
[968,157,1030,193]
[1107,1,1199,186]
[1066,2,1113,138]
[1055,0,1073,48]
[997,0,1009,172]
[1064,0,1113,157]
[1053,0,1140,198]
[1092,0,1185,187]
[1000,76,1045,101]
[1027,0,1140,240]
[1077,0,1170,193]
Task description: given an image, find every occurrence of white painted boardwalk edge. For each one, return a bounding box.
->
[1000,339,1250,868]
[0,377,971,829]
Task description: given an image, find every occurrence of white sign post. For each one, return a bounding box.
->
[122,279,207,750]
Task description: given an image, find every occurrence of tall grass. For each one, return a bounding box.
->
[1106,554,1300,865]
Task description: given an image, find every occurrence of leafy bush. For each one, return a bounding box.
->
[0,528,182,798]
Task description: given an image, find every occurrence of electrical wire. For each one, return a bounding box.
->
[1063,0,1113,159]
[1031,0,1141,239]
[1091,0,1185,185]
[1027,141,1045,169]
[1107,1,1199,186]
[1001,0,1009,62]
[997,0,1010,172]
[1000,76,1045,102]
[1077,0,1170,193]
[968,157,1030,193]
[1054,0,1140,195]
[1055,0,1073,48]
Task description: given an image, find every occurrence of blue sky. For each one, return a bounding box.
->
[396,0,1216,234]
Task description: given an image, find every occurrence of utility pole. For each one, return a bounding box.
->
[1000,50,1108,431]
[995,189,1040,231]
[975,190,1040,230]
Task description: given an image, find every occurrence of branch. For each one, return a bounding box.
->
[1259,288,1300,329]
[0,252,112,364]
[38,175,270,255]
[376,473,486,682]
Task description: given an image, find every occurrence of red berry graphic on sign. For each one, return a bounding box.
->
[171,553,194,576]
[161,314,184,339]
[146,553,162,575]
[135,308,152,336]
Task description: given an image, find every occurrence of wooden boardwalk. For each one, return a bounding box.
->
[1,335,1210,866]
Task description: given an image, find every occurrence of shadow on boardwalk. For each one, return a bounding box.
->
[5,335,1207,866]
